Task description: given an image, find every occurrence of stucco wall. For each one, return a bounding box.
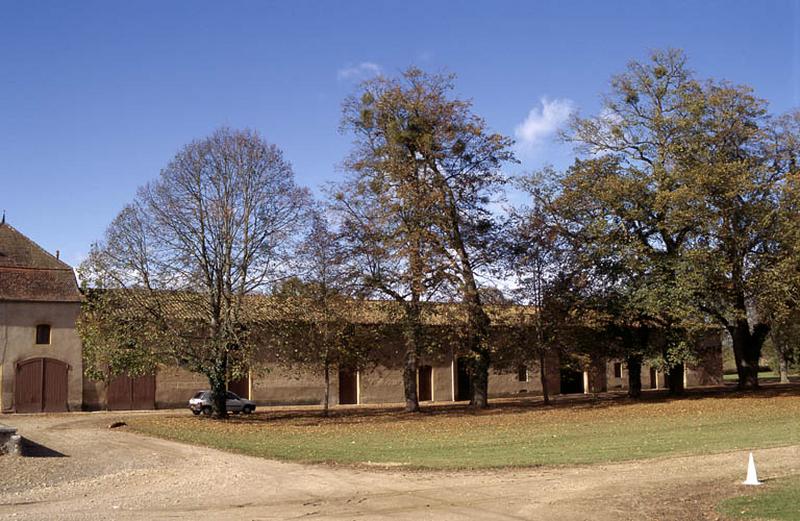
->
[433,364,453,402]
[360,365,405,404]
[252,366,326,406]
[155,367,207,409]
[0,301,83,412]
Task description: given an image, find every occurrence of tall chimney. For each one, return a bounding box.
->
[56,250,60,260]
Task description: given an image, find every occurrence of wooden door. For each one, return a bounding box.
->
[131,374,156,409]
[42,359,69,412]
[338,368,358,405]
[15,358,68,413]
[107,373,155,410]
[418,365,432,401]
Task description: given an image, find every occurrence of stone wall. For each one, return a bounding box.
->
[0,424,20,455]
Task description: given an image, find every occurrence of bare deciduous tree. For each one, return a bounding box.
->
[80,127,309,418]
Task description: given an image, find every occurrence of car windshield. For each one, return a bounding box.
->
[226,392,240,400]
[192,391,207,399]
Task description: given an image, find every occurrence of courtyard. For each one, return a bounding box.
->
[2,387,799,520]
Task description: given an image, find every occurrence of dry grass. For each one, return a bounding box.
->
[126,387,800,469]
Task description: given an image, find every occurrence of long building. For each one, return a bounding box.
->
[1,222,722,413]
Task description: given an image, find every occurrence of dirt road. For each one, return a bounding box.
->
[0,412,795,520]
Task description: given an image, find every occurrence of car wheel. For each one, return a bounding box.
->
[242,405,253,414]
[201,406,212,416]
[191,409,201,416]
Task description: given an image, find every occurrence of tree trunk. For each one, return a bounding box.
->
[435,177,491,409]
[323,361,330,416]
[401,307,421,413]
[403,348,420,413]
[730,318,769,390]
[471,351,490,408]
[778,355,790,384]
[626,355,642,399]
[463,298,491,409]
[208,347,229,419]
[539,350,550,405]
[667,362,684,395]
[209,374,228,419]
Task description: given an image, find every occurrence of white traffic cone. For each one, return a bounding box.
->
[742,452,762,486]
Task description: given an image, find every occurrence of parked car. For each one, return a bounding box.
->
[188,390,256,416]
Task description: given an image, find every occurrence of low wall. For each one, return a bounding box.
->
[0,424,20,456]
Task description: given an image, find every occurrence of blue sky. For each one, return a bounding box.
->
[1,0,799,267]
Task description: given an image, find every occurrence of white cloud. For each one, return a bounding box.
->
[337,62,382,81]
[515,97,576,148]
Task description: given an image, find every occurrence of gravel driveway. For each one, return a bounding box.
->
[0,412,796,520]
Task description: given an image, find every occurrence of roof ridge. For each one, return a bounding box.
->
[0,221,73,270]
[0,265,75,273]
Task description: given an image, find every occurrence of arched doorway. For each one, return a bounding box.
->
[15,358,68,413]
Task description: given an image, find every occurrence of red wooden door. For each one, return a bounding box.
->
[107,374,132,410]
[42,359,68,412]
[107,374,155,410]
[131,374,156,410]
[15,358,68,413]
[15,358,43,413]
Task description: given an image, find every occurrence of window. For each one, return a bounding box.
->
[517,364,528,382]
[613,362,622,378]
[35,324,51,345]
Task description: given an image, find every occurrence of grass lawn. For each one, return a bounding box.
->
[723,371,799,383]
[718,476,800,520]
[126,389,800,469]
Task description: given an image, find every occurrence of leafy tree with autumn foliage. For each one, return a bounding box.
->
[679,82,792,389]
[336,68,515,408]
[542,49,800,390]
[547,50,705,393]
[756,113,800,382]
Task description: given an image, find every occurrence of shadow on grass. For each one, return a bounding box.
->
[188,382,800,428]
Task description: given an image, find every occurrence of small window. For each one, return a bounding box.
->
[517,364,528,382]
[613,362,622,378]
[35,324,51,345]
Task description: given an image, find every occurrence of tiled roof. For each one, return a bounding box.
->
[0,222,81,302]
[94,289,537,326]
